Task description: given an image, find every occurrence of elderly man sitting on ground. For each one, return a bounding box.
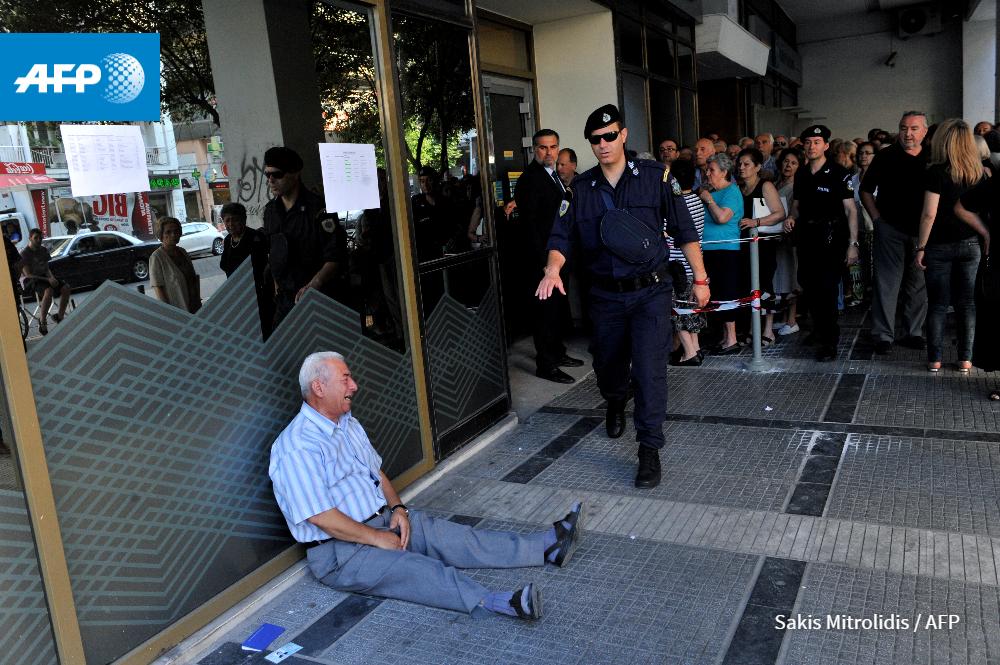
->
[270,351,584,620]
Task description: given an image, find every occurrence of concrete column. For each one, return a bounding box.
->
[202,0,326,225]
[963,19,995,125]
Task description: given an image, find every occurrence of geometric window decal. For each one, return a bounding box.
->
[25,261,423,664]
[425,284,507,436]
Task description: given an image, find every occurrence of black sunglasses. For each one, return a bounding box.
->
[588,130,620,145]
[264,170,286,180]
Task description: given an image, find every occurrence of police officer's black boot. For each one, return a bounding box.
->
[635,445,661,488]
[606,399,626,438]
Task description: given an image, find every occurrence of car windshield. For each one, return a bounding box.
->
[42,237,73,257]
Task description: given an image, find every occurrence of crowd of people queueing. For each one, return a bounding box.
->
[654,112,1000,400]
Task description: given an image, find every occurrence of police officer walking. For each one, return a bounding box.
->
[536,105,709,489]
[783,126,860,361]
[262,146,348,332]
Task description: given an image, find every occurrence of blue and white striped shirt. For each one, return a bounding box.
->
[269,402,386,543]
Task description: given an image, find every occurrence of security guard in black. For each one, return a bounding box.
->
[261,146,348,330]
[537,104,709,490]
[784,125,859,360]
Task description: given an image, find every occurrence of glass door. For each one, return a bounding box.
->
[393,12,510,457]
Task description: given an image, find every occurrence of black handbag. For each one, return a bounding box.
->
[977,254,1000,305]
[598,190,664,264]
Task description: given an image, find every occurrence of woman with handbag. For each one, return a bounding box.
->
[955,169,998,397]
[914,119,988,373]
[737,148,786,346]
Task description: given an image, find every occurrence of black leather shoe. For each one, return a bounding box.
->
[509,583,542,620]
[874,340,892,355]
[545,501,584,567]
[815,346,837,362]
[536,367,575,384]
[898,335,926,350]
[606,399,626,438]
[557,355,585,368]
[635,446,661,488]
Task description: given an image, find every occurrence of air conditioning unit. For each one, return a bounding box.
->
[897,5,942,38]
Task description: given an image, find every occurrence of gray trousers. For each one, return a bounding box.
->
[307,511,545,614]
[871,220,927,342]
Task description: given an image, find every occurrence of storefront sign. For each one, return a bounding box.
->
[0,162,46,175]
[149,175,181,190]
[48,191,152,237]
[30,189,48,236]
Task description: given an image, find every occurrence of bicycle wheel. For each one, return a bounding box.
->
[18,306,28,340]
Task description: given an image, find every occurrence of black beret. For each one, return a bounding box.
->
[264,146,304,173]
[800,125,831,142]
[584,104,622,138]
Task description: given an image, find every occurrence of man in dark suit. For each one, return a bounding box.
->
[515,129,583,383]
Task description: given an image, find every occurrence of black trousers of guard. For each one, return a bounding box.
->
[533,288,570,372]
[589,281,672,450]
[797,227,847,351]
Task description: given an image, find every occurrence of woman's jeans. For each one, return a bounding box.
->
[925,238,981,362]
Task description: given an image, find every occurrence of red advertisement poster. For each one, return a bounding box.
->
[30,189,48,236]
[48,192,153,237]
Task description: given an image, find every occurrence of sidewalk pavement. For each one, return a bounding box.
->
[193,308,1000,665]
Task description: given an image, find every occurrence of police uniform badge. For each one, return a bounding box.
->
[558,199,570,217]
[602,112,611,123]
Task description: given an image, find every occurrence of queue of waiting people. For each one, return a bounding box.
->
[652,111,1000,401]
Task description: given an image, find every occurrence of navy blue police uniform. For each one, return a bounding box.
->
[548,119,698,461]
[792,125,855,358]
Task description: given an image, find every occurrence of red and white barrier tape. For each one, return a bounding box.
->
[673,290,770,315]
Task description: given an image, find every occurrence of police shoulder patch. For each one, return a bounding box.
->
[558,199,570,217]
[321,218,336,233]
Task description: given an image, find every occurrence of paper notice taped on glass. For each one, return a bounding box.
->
[318,143,380,212]
[60,124,150,197]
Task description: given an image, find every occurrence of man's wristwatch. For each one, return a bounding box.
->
[390,503,409,515]
[849,241,860,248]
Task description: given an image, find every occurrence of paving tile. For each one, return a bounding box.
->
[321,525,759,665]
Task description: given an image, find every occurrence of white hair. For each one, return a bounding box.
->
[299,351,345,399]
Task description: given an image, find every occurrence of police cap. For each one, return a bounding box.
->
[584,104,623,138]
[800,125,832,142]
[264,146,304,173]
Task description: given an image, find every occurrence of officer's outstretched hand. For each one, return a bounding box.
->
[535,268,565,300]
[692,283,710,308]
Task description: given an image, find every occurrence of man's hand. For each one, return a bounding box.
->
[738,218,757,231]
[295,279,318,303]
[914,250,927,271]
[389,509,411,549]
[370,528,403,551]
[845,245,860,266]
[504,200,517,218]
[535,267,565,300]
[783,217,796,234]
[692,283,710,308]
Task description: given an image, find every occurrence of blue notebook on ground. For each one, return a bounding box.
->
[242,623,285,652]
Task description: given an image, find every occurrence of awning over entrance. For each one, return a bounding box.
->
[0,162,57,189]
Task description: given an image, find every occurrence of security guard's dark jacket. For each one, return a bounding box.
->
[793,160,854,226]
[515,159,567,266]
[547,159,698,281]
[262,188,347,294]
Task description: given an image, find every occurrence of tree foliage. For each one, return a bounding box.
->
[310,6,474,174]
[0,0,218,124]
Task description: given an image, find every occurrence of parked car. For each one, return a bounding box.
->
[42,231,160,290]
[178,222,224,257]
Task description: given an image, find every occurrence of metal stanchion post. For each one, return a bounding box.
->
[747,228,769,372]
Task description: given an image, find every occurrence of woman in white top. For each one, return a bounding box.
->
[149,217,200,313]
